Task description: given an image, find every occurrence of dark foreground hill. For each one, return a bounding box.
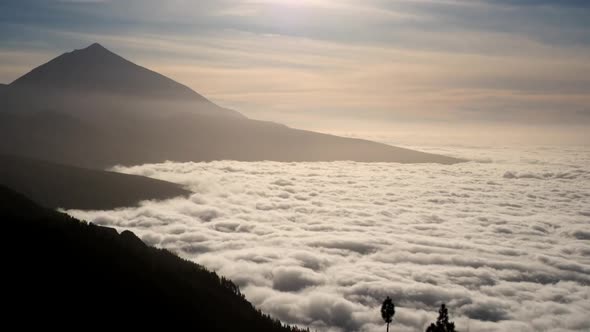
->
[0,155,189,210]
[0,43,462,168]
[1,185,305,331]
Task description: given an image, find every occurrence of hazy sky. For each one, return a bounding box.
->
[1,0,589,144]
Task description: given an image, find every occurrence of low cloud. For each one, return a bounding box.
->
[68,146,590,331]
[272,266,325,292]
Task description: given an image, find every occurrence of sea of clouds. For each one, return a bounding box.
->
[68,146,590,332]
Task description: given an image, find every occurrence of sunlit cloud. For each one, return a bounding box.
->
[67,146,590,331]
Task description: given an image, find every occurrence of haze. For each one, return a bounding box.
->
[1,0,588,145]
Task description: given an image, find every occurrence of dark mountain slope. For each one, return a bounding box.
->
[0,154,190,210]
[3,43,242,118]
[0,43,463,166]
[1,186,306,331]
[10,43,202,100]
[0,110,461,168]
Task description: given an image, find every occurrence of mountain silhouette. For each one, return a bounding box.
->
[0,43,462,168]
[1,185,306,331]
[0,154,189,210]
[3,43,242,118]
[10,43,204,99]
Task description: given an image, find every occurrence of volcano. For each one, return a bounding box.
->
[0,43,462,168]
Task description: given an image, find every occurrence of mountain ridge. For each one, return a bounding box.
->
[1,185,307,331]
[3,43,245,118]
[0,43,464,166]
[10,43,209,101]
[0,154,190,210]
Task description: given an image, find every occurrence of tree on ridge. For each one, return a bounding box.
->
[425,304,456,332]
[381,296,396,332]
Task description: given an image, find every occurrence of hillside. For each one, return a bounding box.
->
[0,185,306,331]
[0,43,463,167]
[0,154,190,210]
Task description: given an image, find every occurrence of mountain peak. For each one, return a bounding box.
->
[86,42,106,50]
[77,42,113,56]
[8,42,211,102]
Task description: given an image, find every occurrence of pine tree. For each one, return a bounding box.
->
[425,304,456,332]
[381,296,396,332]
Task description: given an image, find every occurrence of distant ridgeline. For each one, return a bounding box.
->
[0,186,307,331]
[0,154,190,210]
[0,43,462,168]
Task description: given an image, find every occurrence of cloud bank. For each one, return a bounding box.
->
[68,146,590,331]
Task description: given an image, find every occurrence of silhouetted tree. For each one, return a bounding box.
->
[425,304,456,332]
[381,296,396,332]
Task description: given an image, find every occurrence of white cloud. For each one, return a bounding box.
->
[68,145,590,331]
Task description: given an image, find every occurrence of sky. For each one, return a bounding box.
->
[1,0,589,144]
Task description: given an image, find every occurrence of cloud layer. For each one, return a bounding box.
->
[68,146,590,331]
